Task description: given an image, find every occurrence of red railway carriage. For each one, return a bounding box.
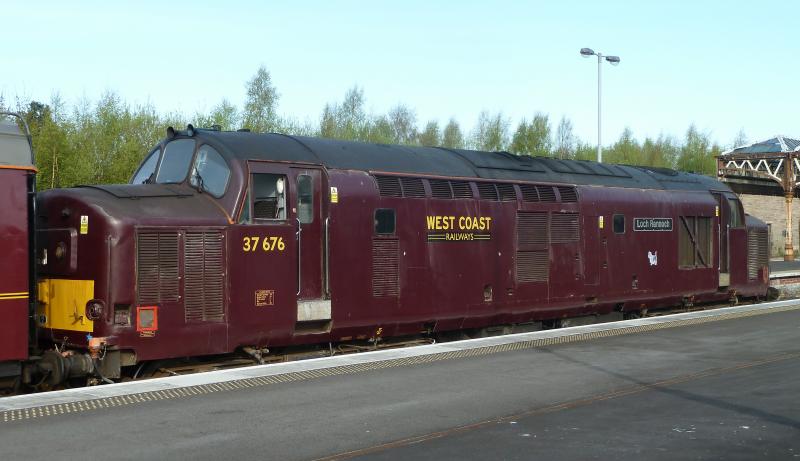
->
[0,114,36,382]
[33,126,770,382]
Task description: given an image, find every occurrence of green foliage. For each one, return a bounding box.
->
[472,111,510,151]
[676,124,717,175]
[510,113,551,157]
[242,66,280,133]
[15,65,734,190]
[418,120,441,147]
[442,118,464,149]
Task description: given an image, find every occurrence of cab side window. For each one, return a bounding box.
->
[251,173,287,221]
[728,198,744,228]
[131,148,160,184]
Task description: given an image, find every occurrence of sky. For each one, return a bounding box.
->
[3,0,798,148]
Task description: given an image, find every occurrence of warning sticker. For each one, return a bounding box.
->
[598,216,604,229]
[330,187,339,203]
[255,289,275,307]
[80,215,89,235]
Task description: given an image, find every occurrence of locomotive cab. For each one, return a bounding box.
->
[33,126,331,384]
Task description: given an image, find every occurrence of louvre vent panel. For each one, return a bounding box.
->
[536,186,557,202]
[557,186,578,203]
[429,179,454,199]
[497,183,517,201]
[375,176,402,197]
[516,250,549,282]
[400,177,426,198]
[372,239,399,297]
[136,231,180,305]
[477,183,499,201]
[747,229,769,280]
[517,212,549,246]
[551,213,580,243]
[451,181,473,199]
[184,231,225,322]
[519,184,540,202]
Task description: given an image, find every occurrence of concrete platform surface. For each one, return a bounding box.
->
[770,258,800,275]
[1,303,798,461]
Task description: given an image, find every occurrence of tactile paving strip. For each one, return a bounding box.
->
[3,303,798,423]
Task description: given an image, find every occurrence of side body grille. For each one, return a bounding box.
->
[184,231,225,322]
[747,228,769,280]
[517,212,549,246]
[136,231,180,305]
[400,177,425,198]
[551,213,580,243]
[557,186,578,202]
[451,181,473,199]
[477,183,499,201]
[429,179,454,199]
[372,239,399,297]
[497,184,517,201]
[375,176,402,197]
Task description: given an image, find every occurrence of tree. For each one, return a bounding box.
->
[732,128,748,149]
[442,118,464,149]
[472,111,509,151]
[641,135,679,168]
[196,99,239,131]
[676,124,715,175]
[242,66,280,133]
[604,127,641,165]
[418,120,441,146]
[554,116,576,159]
[573,142,598,161]
[510,113,551,156]
[319,86,370,141]
[388,104,417,145]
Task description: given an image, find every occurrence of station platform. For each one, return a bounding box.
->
[1,301,799,460]
[770,258,800,276]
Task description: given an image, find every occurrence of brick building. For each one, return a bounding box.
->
[718,136,800,259]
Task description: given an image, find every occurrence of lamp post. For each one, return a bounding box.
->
[580,48,620,163]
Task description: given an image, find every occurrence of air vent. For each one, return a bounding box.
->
[536,186,557,202]
[429,179,453,199]
[451,181,473,199]
[516,250,549,283]
[184,231,225,322]
[136,231,180,305]
[372,239,399,297]
[519,184,539,202]
[517,212,548,247]
[551,213,580,243]
[400,177,425,198]
[375,176,402,197]
[477,183,499,201]
[497,184,517,201]
[747,229,769,280]
[557,186,578,203]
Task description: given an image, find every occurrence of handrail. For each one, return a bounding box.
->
[296,217,302,296]
[324,217,330,297]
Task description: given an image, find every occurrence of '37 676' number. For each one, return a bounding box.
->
[242,236,286,252]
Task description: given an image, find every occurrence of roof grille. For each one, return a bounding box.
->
[136,231,180,305]
[375,176,402,197]
[536,185,557,202]
[557,186,578,203]
[477,183,499,201]
[497,184,517,201]
[519,184,539,202]
[400,177,425,198]
[451,181,473,199]
[429,179,453,199]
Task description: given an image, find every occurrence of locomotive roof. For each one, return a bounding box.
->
[0,118,34,167]
[188,129,730,193]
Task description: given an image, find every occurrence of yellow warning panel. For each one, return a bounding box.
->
[37,278,95,332]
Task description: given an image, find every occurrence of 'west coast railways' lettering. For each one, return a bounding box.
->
[426,215,492,242]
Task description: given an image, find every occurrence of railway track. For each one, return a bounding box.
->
[0,296,773,397]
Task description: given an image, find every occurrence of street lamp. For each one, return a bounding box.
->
[580,48,620,163]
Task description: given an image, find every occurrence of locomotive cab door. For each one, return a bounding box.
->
[713,193,730,287]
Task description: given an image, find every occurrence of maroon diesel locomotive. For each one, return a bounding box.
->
[0,114,36,386]
[30,126,770,384]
